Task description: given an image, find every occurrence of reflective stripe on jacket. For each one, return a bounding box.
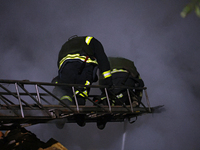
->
[59,53,98,69]
[111,68,128,74]
[58,36,98,69]
[102,70,112,79]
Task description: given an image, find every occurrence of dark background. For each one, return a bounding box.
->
[1,0,200,149]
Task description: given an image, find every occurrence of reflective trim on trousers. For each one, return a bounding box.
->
[75,80,90,98]
[60,95,73,102]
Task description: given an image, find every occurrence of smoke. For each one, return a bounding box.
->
[1,0,200,149]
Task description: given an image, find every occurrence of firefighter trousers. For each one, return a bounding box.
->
[58,61,95,105]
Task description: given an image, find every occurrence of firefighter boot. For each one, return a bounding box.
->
[96,114,112,130]
[74,114,86,127]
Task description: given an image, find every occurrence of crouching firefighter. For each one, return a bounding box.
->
[97,57,144,107]
[53,35,112,127]
[93,57,144,130]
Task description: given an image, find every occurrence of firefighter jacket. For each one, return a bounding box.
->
[57,36,111,79]
[106,57,144,87]
[108,57,139,78]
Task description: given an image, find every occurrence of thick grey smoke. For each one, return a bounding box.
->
[1,0,200,149]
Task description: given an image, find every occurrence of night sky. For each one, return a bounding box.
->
[1,0,200,150]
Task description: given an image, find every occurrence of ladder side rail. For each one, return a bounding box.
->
[14,83,24,118]
[17,83,53,118]
[0,80,125,90]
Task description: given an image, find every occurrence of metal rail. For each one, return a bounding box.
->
[0,79,158,129]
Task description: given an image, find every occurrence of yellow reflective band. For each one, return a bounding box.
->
[116,93,123,99]
[102,70,111,78]
[74,80,90,97]
[75,90,88,97]
[85,36,93,45]
[85,80,90,85]
[59,53,98,69]
[111,69,128,74]
[80,90,88,97]
[101,97,107,100]
[60,95,72,102]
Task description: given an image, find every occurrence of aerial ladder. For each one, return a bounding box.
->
[0,79,163,130]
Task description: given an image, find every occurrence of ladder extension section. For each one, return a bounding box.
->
[0,79,153,128]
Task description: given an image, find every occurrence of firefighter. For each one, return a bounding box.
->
[55,35,112,127]
[93,57,144,130]
[56,35,112,105]
[98,57,144,106]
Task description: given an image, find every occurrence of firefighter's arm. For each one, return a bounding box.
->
[89,37,113,86]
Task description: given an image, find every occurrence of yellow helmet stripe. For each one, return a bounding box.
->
[85,36,93,45]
